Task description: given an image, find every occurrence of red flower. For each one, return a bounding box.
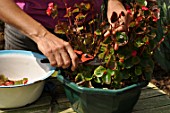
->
[46,9,52,16]
[142,6,149,11]
[48,2,54,8]
[119,58,124,63]
[136,16,143,22]
[145,41,150,45]
[131,50,137,57]
[127,9,132,15]
[46,2,54,16]
[152,15,158,22]
[153,8,159,13]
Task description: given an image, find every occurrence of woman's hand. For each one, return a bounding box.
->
[104,0,132,37]
[36,31,79,71]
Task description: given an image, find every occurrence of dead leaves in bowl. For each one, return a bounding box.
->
[0,74,28,86]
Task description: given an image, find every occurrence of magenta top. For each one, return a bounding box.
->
[14,0,103,29]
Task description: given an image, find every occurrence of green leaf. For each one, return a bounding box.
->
[107,68,116,76]
[54,22,68,34]
[84,74,93,81]
[132,56,141,65]
[84,3,91,10]
[136,0,147,6]
[102,73,111,85]
[94,29,102,36]
[124,58,134,69]
[140,56,154,69]
[75,13,87,20]
[98,52,105,60]
[83,33,93,45]
[72,8,80,13]
[51,71,58,77]
[100,43,108,52]
[103,37,112,44]
[131,76,138,82]
[51,5,58,19]
[88,19,97,25]
[135,38,145,47]
[114,73,122,82]
[129,22,136,27]
[109,48,115,54]
[94,66,106,77]
[75,73,84,82]
[77,26,84,31]
[120,70,131,79]
[102,69,115,84]
[135,66,142,76]
[94,76,101,83]
[144,65,153,73]
[116,32,128,43]
[80,3,91,11]
[64,11,72,18]
[142,36,149,43]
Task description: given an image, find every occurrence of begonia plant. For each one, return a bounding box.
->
[46,0,162,89]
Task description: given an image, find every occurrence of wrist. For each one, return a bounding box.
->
[26,23,48,43]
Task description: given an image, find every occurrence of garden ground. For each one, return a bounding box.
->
[152,64,170,96]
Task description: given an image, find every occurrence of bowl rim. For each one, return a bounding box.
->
[0,50,56,88]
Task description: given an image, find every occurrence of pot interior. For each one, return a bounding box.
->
[0,50,55,87]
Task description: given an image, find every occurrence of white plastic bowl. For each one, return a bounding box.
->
[0,50,56,109]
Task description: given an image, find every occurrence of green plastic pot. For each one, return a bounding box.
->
[57,74,148,113]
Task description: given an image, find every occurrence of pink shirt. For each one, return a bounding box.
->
[15,0,103,29]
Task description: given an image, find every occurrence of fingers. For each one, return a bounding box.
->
[51,40,78,71]
[37,33,78,71]
[104,12,131,38]
[64,42,79,71]
[113,25,127,34]
[104,24,127,39]
[49,40,70,68]
[58,49,70,69]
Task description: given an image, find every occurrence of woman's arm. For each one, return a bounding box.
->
[0,0,46,40]
[0,0,78,71]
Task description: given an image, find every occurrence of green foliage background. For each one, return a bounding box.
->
[154,0,170,72]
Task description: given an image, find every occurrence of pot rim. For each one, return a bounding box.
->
[57,74,149,95]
